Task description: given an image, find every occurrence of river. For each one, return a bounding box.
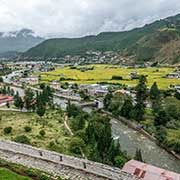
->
[2,85,180,173]
[111,118,180,173]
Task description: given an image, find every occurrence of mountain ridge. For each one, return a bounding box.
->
[23,14,180,64]
[0,29,44,54]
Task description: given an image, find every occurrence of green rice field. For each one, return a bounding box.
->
[35,64,180,89]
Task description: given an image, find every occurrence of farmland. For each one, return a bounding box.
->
[35,64,180,89]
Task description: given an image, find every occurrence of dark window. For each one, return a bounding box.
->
[134,168,141,176]
[140,171,146,178]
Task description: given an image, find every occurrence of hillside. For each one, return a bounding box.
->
[0,29,44,54]
[24,14,180,64]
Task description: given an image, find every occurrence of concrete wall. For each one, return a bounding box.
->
[0,140,141,180]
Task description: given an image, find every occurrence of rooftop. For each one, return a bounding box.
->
[122,160,180,180]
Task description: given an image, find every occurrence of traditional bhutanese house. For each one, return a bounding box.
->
[115,89,130,95]
[20,77,39,85]
[50,81,60,90]
[167,72,180,79]
[122,160,180,180]
[0,95,14,106]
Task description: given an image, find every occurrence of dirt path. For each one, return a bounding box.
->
[64,114,74,136]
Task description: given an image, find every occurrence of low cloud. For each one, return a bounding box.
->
[0,0,180,38]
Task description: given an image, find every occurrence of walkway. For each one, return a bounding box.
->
[0,140,140,180]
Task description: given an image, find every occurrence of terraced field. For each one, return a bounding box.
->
[35,65,180,89]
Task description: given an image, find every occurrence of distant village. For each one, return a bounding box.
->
[1,60,180,108]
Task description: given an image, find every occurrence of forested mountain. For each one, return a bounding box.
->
[24,14,180,64]
[0,29,44,54]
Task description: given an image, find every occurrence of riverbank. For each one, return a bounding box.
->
[103,110,180,162]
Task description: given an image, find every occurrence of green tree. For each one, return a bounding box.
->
[155,126,167,143]
[14,92,24,109]
[103,92,113,109]
[36,103,46,118]
[70,114,86,131]
[150,82,161,114]
[164,97,180,120]
[121,98,134,119]
[85,113,126,165]
[69,137,85,155]
[150,82,160,100]
[24,89,34,111]
[114,156,127,168]
[66,101,82,118]
[108,93,125,115]
[0,77,3,82]
[134,149,143,162]
[133,75,147,121]
[154,110,170,126]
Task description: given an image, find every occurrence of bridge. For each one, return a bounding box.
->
[0,140,141,180]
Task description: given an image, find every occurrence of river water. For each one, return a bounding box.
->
[2,85,180,173]
[111,118,180,173]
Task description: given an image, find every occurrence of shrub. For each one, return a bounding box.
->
[40,174,50,180]
[24,126,32,132]
[39,130,46,136]
[111,75,123,80]
[14,135,31,144]
[69,137,85,155]
[4,127,12,134]
[49,141,55,148]
[25,169,36,177]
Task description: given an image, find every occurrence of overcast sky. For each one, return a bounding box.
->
[0,0,180,38]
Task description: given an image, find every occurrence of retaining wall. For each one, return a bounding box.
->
[0,140,140,180]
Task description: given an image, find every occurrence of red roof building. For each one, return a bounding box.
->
[122,160,180,180]
[0,95,14,104]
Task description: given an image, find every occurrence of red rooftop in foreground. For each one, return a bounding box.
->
[0,95,14,104]
[122,160,180,180]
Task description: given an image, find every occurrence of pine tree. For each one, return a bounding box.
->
[121,98,134,119]
[134,75,147,121]
[24,89,34,111]
[150,82,160,100]
[14,92,24,109]
[134,149,143,162]
[36,103,46,118]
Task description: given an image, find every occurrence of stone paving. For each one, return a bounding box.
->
[0,140,141,180]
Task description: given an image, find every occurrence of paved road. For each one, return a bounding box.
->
[0,108,28,112]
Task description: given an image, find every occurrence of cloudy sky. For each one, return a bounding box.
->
[0,0,180,38]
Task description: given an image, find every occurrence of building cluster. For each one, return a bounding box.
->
[50,81,80,98]
[79,84,109,97]
[5,70,39,87]
[167,71,180,79]
[2,61,55,72]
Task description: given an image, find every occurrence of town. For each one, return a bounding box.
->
[1,1,180,180]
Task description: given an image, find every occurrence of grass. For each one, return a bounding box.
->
[0,110,71,154]
[34,64,180,89]
[0,168,31,180]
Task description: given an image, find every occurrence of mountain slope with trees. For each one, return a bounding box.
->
[24,14,180,64]
[0,29,44,54]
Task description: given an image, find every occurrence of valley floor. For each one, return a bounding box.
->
[35,65,180,89]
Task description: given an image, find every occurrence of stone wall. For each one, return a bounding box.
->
[0,140,140,180]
